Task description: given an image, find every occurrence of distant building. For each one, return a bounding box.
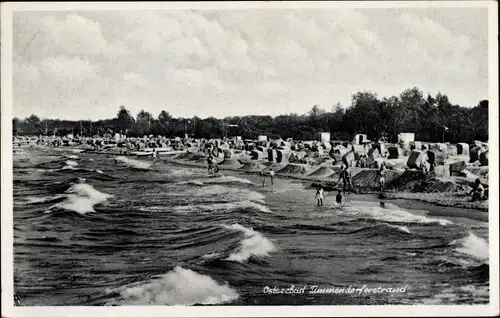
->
[258,135,268,141]
[236,136,242,141]
[398,133,415,145]
[318,132,331,143]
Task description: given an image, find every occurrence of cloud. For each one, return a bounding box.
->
[14,64,40,83]
[164,36,209,66]
[40,56,99,80]
[39,14,108,56]
[11,8,489,120]
[124,72,148,87]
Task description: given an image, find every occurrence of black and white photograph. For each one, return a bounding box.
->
[1,1,498,317]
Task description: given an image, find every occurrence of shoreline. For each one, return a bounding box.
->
[164,157,488,223]
[38,148,488,222]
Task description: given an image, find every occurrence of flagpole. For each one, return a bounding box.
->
[193,117,196,138]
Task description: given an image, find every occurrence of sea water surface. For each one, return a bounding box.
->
[13,146,489,306]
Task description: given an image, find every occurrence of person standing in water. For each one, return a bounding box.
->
[152,148,158,162]
[207,155,214,174]
[212,158,219,174]
[316,186,325,207]
[269,169,275,185]
[336,190,343,204]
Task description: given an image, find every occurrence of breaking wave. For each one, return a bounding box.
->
[47,183,112,214]
[171,200,271,214]
[63,154,79,160]
[221,223,275,263]
[451,232,489,261]
[201,175,254,185]
[177,180,205,186]
[105,266,238,305]
[344,202,452,226]
[169,185,266,204]
[115,156,152,170]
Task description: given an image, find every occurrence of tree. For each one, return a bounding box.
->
[114,106,135,135]
[158,110,172,123]
[348,91,382,138]
[308,105,325,118]
[397,87,426,135]
[26,114,40,124]
[156,110,172,136]
[13,92,489,143]
[12,117,19,135]
[135,110,153,136]
[471,100,488,141]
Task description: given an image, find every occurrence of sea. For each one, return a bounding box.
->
[12,146,489,306]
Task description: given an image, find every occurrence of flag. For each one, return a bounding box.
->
[444,126,449,131]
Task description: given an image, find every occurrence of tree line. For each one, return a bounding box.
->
[12,87,488,143]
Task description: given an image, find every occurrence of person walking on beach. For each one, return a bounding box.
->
[375,163,387,196]
[152,148,157,162]
[337,165,353,193]
[316,186,325,207]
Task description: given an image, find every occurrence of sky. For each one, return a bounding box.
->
[12,7,489,121]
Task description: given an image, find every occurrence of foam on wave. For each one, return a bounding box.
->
[202,175,254,185]
[172,200,271,214]
[115,156,152,170]
[169,185,266,204]
[47,183,112,214]
[451,232,489,261]
[105,266,238,305]
[344,202,452,226]
[221,223,275,262]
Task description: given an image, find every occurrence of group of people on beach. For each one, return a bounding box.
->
[203,147,486,205]
[334,162,386,195]
[315,186,344,207]
[260,170,275,186]
[314,161,388,207]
